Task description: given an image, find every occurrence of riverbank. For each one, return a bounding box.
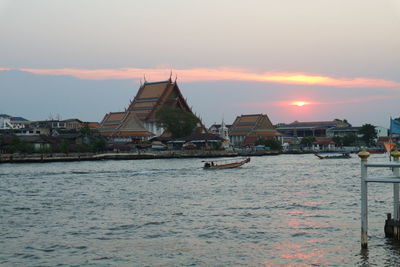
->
[0,149,285,164]
[1,149,358,163]
[0,150,236,163]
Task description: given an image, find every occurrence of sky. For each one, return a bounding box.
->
[1,0,399,127]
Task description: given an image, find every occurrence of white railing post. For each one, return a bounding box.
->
[392,149,400,220]
[359,150,370,249]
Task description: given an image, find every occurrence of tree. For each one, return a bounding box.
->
[342,133,358,146]
[332,136,343,147]
[255,138,282,151]
[9,137,34,154]
[156,107,200,138]
[90,138,106,152]
[300,136,316,148]
[80,123,99,137]
[359,124,377,147]
[60,139,70,154]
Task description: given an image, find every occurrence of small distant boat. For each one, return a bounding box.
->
[314,152,351,159]
[203,157,250,169]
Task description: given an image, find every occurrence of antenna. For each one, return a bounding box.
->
[144,74,147,83]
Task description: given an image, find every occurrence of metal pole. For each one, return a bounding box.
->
[359,150,370,249]
[392,149,400,220]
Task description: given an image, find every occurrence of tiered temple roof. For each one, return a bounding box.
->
[99,78,204,139]
[230,114,279,136]
[99,111,153,138]
[128,79,192,122]
[229,114,281,145]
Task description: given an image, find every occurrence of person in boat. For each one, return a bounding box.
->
[204,162,211,168]
[211,162,214,166]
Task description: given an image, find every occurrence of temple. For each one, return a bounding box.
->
[229,114,281,146]
[99,111,154,143]
[99,78,204,142]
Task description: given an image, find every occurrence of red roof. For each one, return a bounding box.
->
[315,137,334,145]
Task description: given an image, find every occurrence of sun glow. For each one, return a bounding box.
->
[291,101,310,107]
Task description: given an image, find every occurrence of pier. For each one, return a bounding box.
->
[359,149,400,248]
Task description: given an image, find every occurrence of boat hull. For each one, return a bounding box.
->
[314,153,351,159]
[204,158,250,170]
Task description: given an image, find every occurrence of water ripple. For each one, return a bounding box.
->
[0,154,398,266]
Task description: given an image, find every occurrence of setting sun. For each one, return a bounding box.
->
[291,101,310,107]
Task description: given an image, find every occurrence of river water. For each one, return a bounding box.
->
[1,154,400,266]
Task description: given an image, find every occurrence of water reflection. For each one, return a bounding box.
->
[1,155,400,265]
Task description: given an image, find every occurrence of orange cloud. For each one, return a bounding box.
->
[5,67,400,88]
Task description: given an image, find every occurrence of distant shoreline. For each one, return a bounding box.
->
[1,150,355,164]
[0,150,279,164]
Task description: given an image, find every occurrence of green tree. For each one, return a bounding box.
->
[80,124,92,136]
[332,136,343,147]
[342,133,358,146]
[156,107,200,138]
[9,137,34,154]
[60,139,70,154]
[300,136,316,148]
[90,138,106,152]
[80,123,99,137]
[255,138,282,151]
[359,124,377,147]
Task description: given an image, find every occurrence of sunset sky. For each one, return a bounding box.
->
[1,0,399,127]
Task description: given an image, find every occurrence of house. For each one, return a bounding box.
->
[209,121,231,148]
[375,126,389,137]
[277,119,351,138]
[229,114,281,146]
[0,114,31,129]
[326,126,362,137]
[33,120,67,130]
[209,123,232,135]
[84,122,100,129]
[313,137,336,151]
[64,119,83,130]
[18,136,53,151]
[13,127,50,136]
[168,133,225,150]
[326,126,388,138]
[0,134,56,153]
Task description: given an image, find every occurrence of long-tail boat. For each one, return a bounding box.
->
[314,152,351,159]
[203,157,250,169]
